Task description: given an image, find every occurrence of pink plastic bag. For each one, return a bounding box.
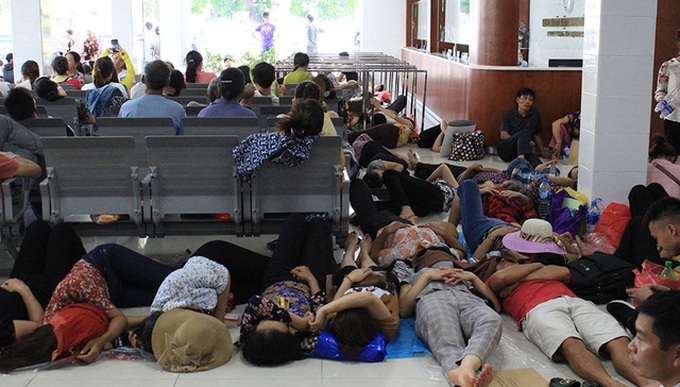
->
[633,259,680,290]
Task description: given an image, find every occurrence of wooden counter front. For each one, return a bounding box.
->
[402,48,582,147]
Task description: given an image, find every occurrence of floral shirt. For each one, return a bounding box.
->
[655,58,680,122]
[83,38,99,61]
[232,133,319,183]
[150,256,229,313]
[42,260,114,324]
[240,282,325,351]
[378,225,450,267]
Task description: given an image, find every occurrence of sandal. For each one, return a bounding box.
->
[549,378,581,387]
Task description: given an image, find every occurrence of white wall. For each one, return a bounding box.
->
[10,0,44,81]
[529,0,585,67]
[360,0,406,58]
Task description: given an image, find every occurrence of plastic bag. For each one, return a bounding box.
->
[549,188,587,236]
[591,202,631,250]
[583,231,615,254]
[633,259,680,290]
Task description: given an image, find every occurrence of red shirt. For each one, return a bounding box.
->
[0,154,19,180]
[50,303,108,361]
[502,280,576,327]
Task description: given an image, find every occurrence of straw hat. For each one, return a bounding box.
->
[152,309,233,372]
[502,219,566,255]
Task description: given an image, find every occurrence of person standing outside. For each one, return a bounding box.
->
[253,12,278,54]
[654,29,680,154]
[306,14,323,54]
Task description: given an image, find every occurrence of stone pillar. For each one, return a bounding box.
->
[579,0,657,204]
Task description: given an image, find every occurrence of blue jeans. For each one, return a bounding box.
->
[458,180,507,252]
[83,244,176,307]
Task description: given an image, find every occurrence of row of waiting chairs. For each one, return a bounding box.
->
[38,135,350,242]
[19,116,347,143]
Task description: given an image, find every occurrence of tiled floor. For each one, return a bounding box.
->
[0,145,633,387]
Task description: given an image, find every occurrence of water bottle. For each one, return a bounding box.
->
[660,261,678,281]
[562,144,570,164]
[538,177,551,220]
[586,198,603,234]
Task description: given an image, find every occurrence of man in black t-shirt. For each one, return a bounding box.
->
[497,87,549,167]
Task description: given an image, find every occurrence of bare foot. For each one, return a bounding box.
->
[448,367,477,387]
[344,231,359,252]
[399,206,417,222]
[360,234,373,252]
[440,119,449,132]
[407,148,418,170]
[357,234,374,268]
[473,364,494,387]
[575,235,596,256]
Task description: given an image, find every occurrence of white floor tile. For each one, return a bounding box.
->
[322,356,446,382]
[176,351,323,381]
[0,372,36,387]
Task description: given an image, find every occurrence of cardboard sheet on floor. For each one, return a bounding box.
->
[490,367,548,387]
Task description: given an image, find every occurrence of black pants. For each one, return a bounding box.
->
[261,214,336,290]
[382,170,444,217]
[412,161,467,181]
[664,119,680,157]
[350,178,409,239]
[194,240,270,305]
[359,141,408,169]
[417,124,441,149]
[0,221,85,340]
[348,124,401,149]
[614,183,668,269]
[497,130,541,167]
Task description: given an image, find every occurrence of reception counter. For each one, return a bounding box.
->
[402,48,582,147]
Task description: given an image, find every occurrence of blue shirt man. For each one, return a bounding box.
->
[118,60,186,135]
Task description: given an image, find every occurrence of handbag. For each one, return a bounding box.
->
[449,131,485,161]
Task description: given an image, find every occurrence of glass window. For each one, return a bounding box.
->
[40,0,113,74]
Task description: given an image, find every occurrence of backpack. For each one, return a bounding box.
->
[86,84,117,117]
[567,252,635,304]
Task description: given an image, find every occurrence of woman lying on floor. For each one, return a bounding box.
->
[239,213,336,366]
[349,177,466,269]
[308,232,400,360]
[0,243,176,370]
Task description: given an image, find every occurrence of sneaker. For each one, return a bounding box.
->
[606,300,637,334]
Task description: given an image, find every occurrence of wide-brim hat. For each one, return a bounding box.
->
[502,218,566,255]
[152,308,233,372]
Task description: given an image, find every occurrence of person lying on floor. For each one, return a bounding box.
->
[393,259,500,387]
[486,220,656,387]
[308,232,400,358]
[0,243,176,370]
[349,178,465,268]
[448,180,579,262]
[239,214,336,366]
[363,155,459,223]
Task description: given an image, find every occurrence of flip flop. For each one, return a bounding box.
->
[549,378,581,387]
